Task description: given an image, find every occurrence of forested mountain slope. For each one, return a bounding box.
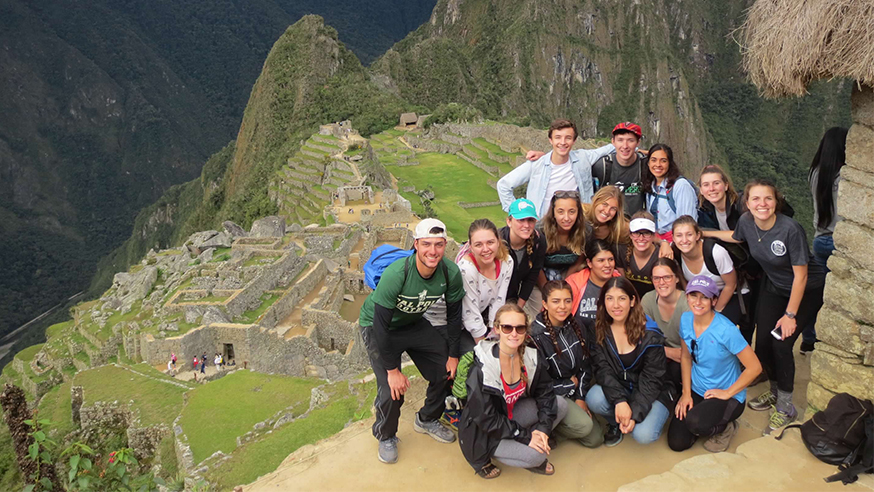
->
[0,0,435,339]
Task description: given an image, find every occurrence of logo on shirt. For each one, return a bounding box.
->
[770,240,787,257]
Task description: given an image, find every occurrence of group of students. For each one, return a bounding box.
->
[356,118,843,478]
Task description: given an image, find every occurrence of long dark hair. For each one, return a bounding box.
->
[642,143,681,194]
[594,277,646,346]
[809,127,848,229]
[540,280,588,359]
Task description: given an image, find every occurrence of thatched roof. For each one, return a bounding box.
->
[740,0,874,98]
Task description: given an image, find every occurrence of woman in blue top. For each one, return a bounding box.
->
[668,275,762,453]
[643,144,698,241]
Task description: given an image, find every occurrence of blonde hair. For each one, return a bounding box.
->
[698,165,739,209]
[585,186,630,246]
[493,303,530,358]
[468,218,509,262]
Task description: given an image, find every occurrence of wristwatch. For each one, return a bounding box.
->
[784,311,796,319]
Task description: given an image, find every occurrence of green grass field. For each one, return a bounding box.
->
[203,380,374,490]
[37,381,74,438]
[179,370,319,463]
[73,365,187,426]
[390,152,507,239]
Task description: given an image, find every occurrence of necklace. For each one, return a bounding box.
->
[754,225,771,243]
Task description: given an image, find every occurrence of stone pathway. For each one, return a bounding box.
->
[241,348,871,492]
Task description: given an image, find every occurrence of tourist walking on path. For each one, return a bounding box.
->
[668,276,762,452]
[671,216,751,341]
[722,179,826,434]
[358,218,466,464]
[458,304,567,478]
[643,144,698,240]
[585,277,675,446]
[566,240,621,332]
[170,352,177,370]
[192,356,198,371]
[426,219,514,354]
[530,280,605,448]
[499,198,547,320]
[538,191,589,283]
[497,119,614,217]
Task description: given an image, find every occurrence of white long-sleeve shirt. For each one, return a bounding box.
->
[424,255,513,338]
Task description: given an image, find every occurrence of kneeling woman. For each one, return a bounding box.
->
[585,277,674,446]
[531,280,605,448]
[668,276,761,452]
[459,304,568,478]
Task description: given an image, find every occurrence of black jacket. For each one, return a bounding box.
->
[590,317,675,423]
[499,226,546,303]
[529,312,594,401]
[458,341,557,472]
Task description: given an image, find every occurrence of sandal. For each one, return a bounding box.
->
[527,460,555,475]
[476,463,501,479]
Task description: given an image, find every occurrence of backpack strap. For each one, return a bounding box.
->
[603,154,613,186]
[702,238,720,277]
[774,423,803,441]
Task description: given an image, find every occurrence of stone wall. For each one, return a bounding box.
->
[404,135,462,154]
[807,84,874,410]
[458,151,499,176]
[301,308,358,353]
[223,252,301,319]
[259,260,328,330]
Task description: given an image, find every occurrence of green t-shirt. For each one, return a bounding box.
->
[359,256,465,329]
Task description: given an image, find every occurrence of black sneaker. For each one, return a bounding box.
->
[800,340,817,354]
[604,424,623,447]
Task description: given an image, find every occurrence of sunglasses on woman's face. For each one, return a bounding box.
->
[497,324,528,335]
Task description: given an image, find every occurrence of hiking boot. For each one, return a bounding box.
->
[604,424,623,447]
[800,340,817,354]
[378,436,400,464]
[439,409,460,432]
[414,413,456,443]
[748,391,777,411]
[765,406,798,435]
[703,421,739,453]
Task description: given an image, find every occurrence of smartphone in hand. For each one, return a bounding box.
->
[771,326,783,340]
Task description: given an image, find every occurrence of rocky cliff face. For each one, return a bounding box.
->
[371,0,714,167]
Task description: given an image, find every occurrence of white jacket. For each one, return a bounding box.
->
[424,255,513,338]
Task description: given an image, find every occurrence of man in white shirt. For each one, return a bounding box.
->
[497,119,614,218]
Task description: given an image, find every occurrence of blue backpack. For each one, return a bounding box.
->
[363,245,415,290]
[649,176,698,214]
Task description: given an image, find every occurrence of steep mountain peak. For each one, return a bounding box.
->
[228,15,363,198]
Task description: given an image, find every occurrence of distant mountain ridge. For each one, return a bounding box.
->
[0,0,436,340]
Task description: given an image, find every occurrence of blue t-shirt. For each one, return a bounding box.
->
[679,312,749,403]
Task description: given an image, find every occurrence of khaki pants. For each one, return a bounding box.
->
[554,396,604,448]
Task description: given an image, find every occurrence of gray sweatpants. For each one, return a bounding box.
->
[492,396,567,469]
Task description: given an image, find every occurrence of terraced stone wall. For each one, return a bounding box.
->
[808,85,874,410]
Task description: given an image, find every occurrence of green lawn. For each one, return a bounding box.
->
[179,370,320,463]
[73,365,187,426]
[237,293,281,324]
[204,380,374,490]
[14,343,44,364]
[37,381,74,439]
[390,152,506,239]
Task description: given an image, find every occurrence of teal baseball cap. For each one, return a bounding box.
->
[509,198,538,219]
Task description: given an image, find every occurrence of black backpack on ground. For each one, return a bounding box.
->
[776,393,874,484]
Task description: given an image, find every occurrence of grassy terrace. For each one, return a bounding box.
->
[203,378,375,490]
[179,371,320,463]
[73,365,188,427]
[38,381,74,438]
[237,293,282,324]
[391,152,507,239]
[244,255,278,267]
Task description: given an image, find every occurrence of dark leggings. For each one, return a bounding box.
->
[667,392,745,451]
[755,277,825,393]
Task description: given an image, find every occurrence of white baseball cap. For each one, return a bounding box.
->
[414,218,448,239]
[629,218,656,233]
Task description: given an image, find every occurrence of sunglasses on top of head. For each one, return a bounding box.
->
[552,190,580,200]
